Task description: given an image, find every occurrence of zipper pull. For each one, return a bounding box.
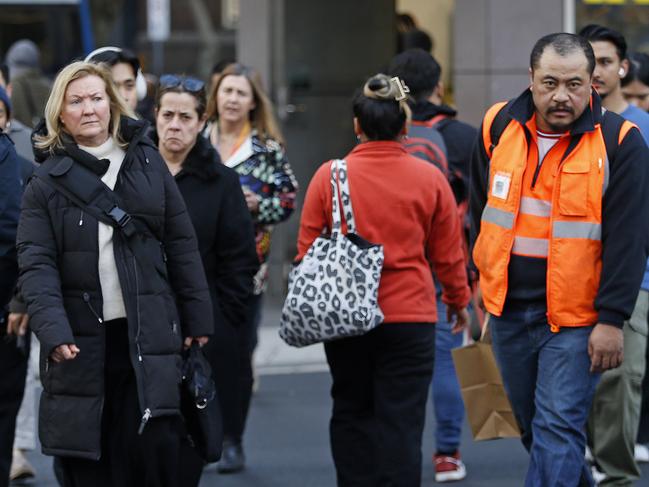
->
[138,408,152,435]
[136,340,143,362]
[82,292,103,324]
[598,158,602,173]
[78,210,84,226]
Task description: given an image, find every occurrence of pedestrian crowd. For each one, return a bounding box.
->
[0,20,649,487]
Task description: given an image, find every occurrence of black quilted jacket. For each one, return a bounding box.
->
[16,117,213,459]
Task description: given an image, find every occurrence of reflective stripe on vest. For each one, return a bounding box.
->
[512,236,549,256]
[520,197,551,217]
[481,205,514,229]
[552,221,601,240]
[513,197,552,257]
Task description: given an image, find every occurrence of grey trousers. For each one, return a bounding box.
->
[587,290,649,486]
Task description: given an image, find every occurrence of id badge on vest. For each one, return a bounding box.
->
[491,172,511,200]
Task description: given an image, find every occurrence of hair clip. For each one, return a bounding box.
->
[391,77,410,101]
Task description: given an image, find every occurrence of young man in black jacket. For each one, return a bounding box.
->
[389,48,477,483]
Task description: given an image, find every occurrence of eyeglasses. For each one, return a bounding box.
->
[159,74,205,93]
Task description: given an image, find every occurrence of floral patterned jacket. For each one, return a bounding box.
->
[220,131,298,294]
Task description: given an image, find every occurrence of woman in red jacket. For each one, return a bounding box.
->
[296,74,471,486]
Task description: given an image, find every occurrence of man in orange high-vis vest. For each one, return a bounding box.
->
[470,33,649,487]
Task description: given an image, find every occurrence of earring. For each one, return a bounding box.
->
[356,135,361,143]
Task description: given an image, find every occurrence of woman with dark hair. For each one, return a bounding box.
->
[296,74,471,486]
[622,52,649,113]
[17,61,213,487]
[152,74,259,482]
[204,62,298,471]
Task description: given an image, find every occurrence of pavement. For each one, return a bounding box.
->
[12,302,649,486]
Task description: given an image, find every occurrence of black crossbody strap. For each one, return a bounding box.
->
[35,157,157,269]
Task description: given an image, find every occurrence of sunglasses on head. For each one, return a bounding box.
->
[159,74,205,93]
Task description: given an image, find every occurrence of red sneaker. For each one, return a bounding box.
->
[434,452,467,483]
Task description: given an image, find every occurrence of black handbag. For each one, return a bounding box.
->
[181,342,223,462]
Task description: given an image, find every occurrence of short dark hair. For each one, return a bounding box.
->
[622,52,649,88]
[352,76,407,141]
[400,29,433,53]
[87,48,140,79]
[578,24,627,61]
[0,63,9,85]
[388,48,441,101]
[530,33,595,76]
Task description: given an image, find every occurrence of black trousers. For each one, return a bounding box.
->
[236,293,259,441]
[0,319,29,487]
[205,295,256,446]
[324,322,436,487]
[203,312,242,443]
[57,319,183,487]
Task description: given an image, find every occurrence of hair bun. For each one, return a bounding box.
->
[368,77,389,93]
[363,74,410,102]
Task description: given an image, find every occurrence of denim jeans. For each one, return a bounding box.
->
[490,303,600,487]
[431,296,465,454]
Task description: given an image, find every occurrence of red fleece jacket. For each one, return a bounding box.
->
[296,141,470,324]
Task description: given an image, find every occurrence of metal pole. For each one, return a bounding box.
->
[152,41,164,75]
[79,0,95,55]
[563,0,576,33]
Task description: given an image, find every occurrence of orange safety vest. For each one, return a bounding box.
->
[473,102,634,331]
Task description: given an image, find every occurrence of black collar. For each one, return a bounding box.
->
[410,100,457,122]
[149,131,221,181]
[508,88,603,136]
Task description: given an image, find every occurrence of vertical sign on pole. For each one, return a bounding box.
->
[147,0,170,74]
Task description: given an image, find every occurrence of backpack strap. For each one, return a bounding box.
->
[485,100,514,157]
[411,113,452,130]
[36,157,142,237]
[34,157,157,270]
[429,113,454,131]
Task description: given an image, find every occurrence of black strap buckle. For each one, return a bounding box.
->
[107,206,132,228]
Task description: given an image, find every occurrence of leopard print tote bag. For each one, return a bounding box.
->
[279,159,384,347]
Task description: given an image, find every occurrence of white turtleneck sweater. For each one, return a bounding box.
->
[78,137,127,321]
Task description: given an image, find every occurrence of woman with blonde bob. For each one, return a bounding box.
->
[203,62,298,472]
[18,61,213,486]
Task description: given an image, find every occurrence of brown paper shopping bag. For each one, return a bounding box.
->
[451,315,521,441]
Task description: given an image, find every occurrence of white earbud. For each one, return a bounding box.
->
[619,67,626,77]
[85,46,147,101]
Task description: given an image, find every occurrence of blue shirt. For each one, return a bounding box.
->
[621,104,649,290]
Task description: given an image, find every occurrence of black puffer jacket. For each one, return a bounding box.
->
[16,117,213,460]
[151,132,259,329]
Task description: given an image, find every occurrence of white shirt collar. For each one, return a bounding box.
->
[224,135,254,168]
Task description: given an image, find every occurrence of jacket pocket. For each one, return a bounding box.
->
[558,161,590,216]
